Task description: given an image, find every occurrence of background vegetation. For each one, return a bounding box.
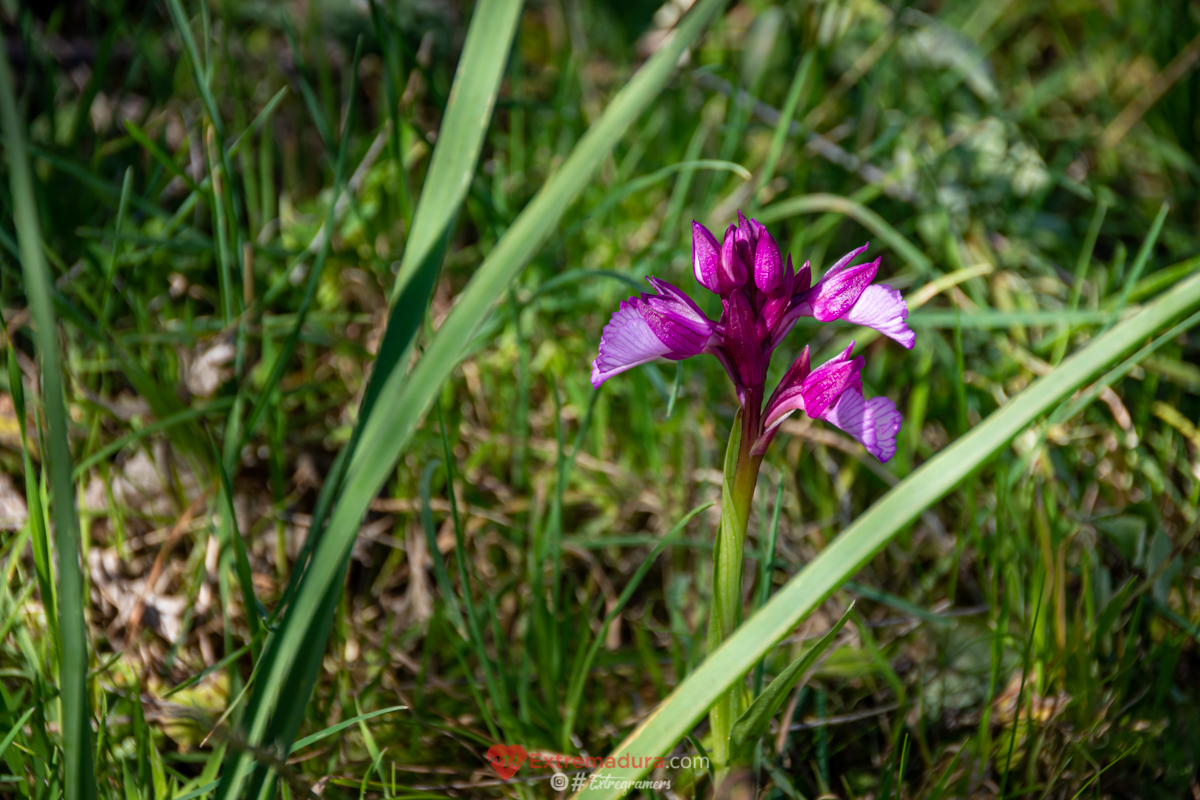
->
[1,0,1199,797]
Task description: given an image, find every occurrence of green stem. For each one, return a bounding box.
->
[707,393,764,775]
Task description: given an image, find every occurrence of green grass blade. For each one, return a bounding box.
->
[226,87,289,159]
[757,193,934,275]
[751,479,784,696]
[904,310,1116,328]
[572,159,750,231]
[844,581,953,625]
[124,119,202,194]
[213,0,527,793]
[1108,201,1169,322]
[72,398,235,479]
[418,461,467,636]
[288,706,406,754]
[6,340,57,643]
[573,269,1200,798]
[729,603,853,752]
[235,42,360,457]
[0,706,36,761]
[1117,253,1200,305]
[170,782,217,800]
[0,47,96,800]
[1070,200,1108,310]
[436,401,511,733]
[164,0,224,139]
[211,438,263,654]
[163,644,252,699]
[755,51,814,198]
[358,0,526,423]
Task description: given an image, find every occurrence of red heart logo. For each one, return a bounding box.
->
[486,744,527,780]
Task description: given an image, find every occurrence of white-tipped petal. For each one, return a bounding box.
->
[844,284,915,349]
[819,389,902,462]
[591,301,672,388]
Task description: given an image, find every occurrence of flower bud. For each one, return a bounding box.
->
[753,229,783,294]
[692,222,721,293]
[718,224,749,292]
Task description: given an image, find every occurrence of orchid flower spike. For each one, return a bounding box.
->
[590,213,914,462]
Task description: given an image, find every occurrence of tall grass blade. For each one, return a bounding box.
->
[418,461,466,635]
[1108,202,1169,322]
[124,119,202,194]
[436,401,512,732]
[0,47,96,800]
[211,438,263,655]
[214,0,527,794]
[999,577,1046,798]
[0,706,37,761]
[360,0,527,420]
[6,338,57,643]
[754,51,814,199]
[573,270,1200,798]
[235,39,361,456]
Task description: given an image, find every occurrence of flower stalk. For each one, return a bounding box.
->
[706,402,764,770]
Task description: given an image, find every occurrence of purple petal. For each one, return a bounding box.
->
[758,256,801,345]
[759,294,790,341]
[818,389,902,462]
[734,218,754,254]
[719,224,749,292]
[806,257,881,322]
[753,229,784,294]
[758,347,812,437]
[793,258,811,294]
[844,284,915,349]
[692,222,721,293]
[646,277,715,333]
[747,215,767,241]
[591,301,673,388]
[799,343,862,419]
[591,279,716,389]
[823,242,871,278]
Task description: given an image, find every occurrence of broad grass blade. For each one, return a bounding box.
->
[0,48,96,800]
[360,0,527,420]
[573,270,1200,798]
[214,0,526,794]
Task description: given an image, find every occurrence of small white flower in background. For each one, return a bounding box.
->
[168,272,189,298]
[1010,141,1051,197]
[0,473,28,531]
[965,117,1008,179]
[186,340,236,398]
